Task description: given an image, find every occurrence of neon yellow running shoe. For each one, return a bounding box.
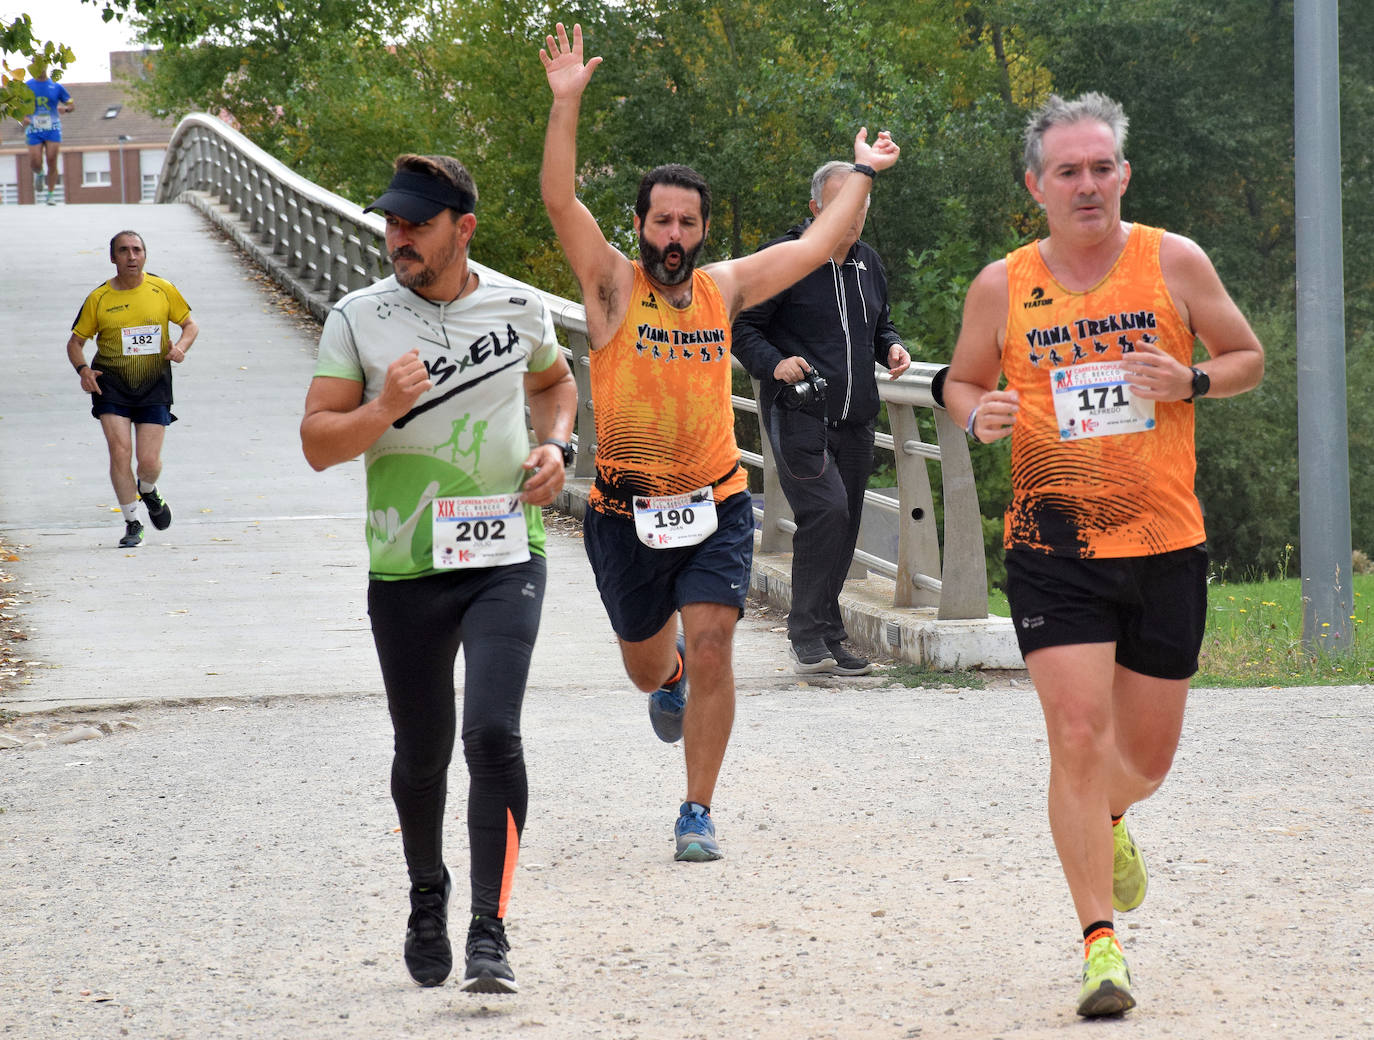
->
[1112,817,1149,913]
[1077,933,1136,1017]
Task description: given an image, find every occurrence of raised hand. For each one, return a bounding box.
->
[853,128,900,173]
[540,22,602,100]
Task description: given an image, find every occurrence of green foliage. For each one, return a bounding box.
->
[78,0,1372,589]
[0,15,76,121]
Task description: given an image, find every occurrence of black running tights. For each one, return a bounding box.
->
[367,556,545,917]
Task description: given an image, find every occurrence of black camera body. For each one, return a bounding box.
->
[777,368,827,411]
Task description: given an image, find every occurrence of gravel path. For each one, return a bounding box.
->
[3,676,1371,1039]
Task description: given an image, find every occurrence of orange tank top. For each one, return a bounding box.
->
[588,264,748,517]
[1002,224,1204,557]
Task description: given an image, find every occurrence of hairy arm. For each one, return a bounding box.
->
[539,22,632,343]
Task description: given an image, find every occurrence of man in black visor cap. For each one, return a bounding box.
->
[302,153,577,994]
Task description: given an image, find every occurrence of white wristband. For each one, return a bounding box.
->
[964,405,981,442]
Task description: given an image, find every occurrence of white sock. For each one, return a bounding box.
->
[120,501,138,522]
[138,480,157,495]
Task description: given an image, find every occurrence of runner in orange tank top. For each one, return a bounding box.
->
[540,22,900,861]
[945,92,1264,1019]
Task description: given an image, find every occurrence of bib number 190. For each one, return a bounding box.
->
[634,487,718,549]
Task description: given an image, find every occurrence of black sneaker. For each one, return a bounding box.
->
[404,867,452,987]
[118,519,144,548]
[461,915,518,993]
[141,486,173,530]
[789,638,838,675]
[825,639,873,676]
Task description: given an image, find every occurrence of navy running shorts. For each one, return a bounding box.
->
[91,398,177,425]
[583,489,754,643]
[1004,544,1208,680]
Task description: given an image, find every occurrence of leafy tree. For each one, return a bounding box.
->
[82,0,1374,576]
[0,16,75,121]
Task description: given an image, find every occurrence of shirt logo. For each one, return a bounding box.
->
[1022,286,1054,309]
[642,291,658,310]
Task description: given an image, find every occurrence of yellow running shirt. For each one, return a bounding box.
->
[71,274,191,398]
[588,264,747,518]
[1002,224,1204,558]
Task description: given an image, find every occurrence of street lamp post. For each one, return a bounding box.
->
[117,135,131,204]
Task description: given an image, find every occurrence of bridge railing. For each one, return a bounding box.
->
[156,113,988,620]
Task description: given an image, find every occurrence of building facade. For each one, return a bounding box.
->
[1,50,175,206]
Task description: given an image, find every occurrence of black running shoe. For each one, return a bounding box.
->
[118,519,144,548]
[825,639,873,676]
[141,486,173,530]
[404,867,452,987]
[461,915,518,993]
[789,638,837,674]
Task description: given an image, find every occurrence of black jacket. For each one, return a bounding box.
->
[732,221,904,424]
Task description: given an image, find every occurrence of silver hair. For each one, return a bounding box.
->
[1023,92,1129,180]
[809,160,856,209]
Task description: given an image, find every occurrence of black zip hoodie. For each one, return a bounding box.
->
[732,220,904,424]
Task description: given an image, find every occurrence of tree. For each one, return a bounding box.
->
[0,15,75,121]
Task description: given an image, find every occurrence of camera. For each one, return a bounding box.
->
[777,367,827,411]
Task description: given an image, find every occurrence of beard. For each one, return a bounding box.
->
[390,235,462,292]
[638,234,701,287]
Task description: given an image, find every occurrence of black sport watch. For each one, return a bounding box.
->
[541,438,575,466]
[1185,366,1210,402]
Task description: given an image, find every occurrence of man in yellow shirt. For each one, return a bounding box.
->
[67,231,199,547]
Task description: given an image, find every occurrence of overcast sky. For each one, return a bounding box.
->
[3,0,147,83]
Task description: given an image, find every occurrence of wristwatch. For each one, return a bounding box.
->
[1185,366,1210,403]
[541,438,575,466]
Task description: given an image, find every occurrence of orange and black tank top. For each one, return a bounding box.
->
[1002,223,1204,558]
[588,264,747,518]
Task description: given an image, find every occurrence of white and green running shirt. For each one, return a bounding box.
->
[314,271,561,580]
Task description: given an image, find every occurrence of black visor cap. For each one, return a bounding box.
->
[364,170,475,223]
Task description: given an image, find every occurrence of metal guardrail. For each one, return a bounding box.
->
[156,113,988,619]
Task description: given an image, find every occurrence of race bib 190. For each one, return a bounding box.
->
[633,486,718,549]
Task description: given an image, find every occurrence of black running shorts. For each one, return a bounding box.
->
[1004,544,1208,680]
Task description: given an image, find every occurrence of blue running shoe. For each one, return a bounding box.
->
[648,634,687,743]
[674,801,722,862]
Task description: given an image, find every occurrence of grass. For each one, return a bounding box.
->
[1197,570,1374,686]
[882,663,987,690]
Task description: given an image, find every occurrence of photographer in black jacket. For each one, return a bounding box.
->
[734,160,911,674]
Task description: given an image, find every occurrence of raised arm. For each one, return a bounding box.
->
[539,23,629,330]
[709,129,900,320]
